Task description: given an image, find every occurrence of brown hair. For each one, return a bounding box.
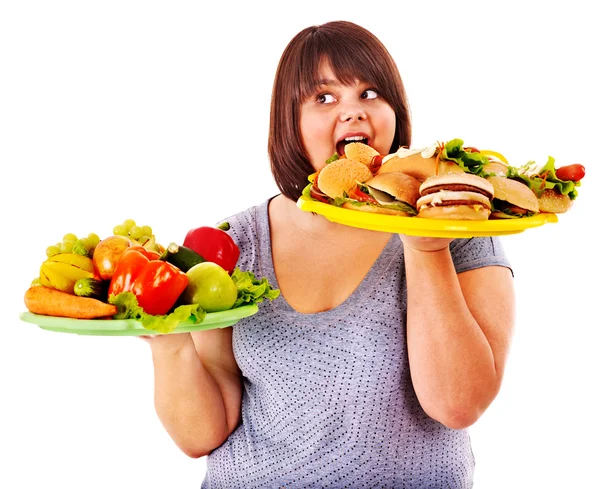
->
[268,20,412,201]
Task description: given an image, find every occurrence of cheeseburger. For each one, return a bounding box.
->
[417,173,495,220]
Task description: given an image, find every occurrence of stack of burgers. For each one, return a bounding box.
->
[306,139,584,221]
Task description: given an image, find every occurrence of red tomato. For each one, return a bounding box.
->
[556,164,585,182]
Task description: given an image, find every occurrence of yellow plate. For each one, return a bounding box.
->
[297,196,558,238]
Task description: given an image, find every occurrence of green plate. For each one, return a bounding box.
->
[19,304,259,336]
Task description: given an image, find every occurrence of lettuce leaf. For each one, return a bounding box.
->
[325,153,340,164]
[441,138,489,175]
[109,291,206,334]
[231,268,280,309]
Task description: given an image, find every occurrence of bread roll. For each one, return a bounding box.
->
[537,189,574,213]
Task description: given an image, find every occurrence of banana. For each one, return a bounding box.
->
[39,253,95,293]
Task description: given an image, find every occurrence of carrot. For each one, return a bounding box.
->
[24,286,117,319]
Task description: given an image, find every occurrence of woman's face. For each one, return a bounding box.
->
[299,61,396,171]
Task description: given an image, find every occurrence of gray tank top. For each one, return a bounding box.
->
[202,198,512,489]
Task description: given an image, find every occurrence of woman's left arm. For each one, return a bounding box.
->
[402,236,515,430]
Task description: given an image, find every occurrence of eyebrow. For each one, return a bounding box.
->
[314,78,340,87]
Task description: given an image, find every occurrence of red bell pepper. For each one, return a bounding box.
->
[182,222,240,274]
[108,246,188,316]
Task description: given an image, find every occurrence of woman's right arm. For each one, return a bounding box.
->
[149,327,242,458]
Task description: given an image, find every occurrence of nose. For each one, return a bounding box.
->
[339,102,367,122]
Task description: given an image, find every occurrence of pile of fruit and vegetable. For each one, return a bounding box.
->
[24,220,279,334]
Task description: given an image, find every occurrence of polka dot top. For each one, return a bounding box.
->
[202,198,512,489]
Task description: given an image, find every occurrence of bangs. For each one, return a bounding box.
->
[297,35,393,102]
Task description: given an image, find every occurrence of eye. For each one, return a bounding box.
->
[361,89,379,100]
[316,93,336,104]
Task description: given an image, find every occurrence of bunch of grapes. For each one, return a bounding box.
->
[113,219,153,245]
[46,232,101,258]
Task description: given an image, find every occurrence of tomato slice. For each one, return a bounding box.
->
[348,186,377,204]
[555,164,585,182]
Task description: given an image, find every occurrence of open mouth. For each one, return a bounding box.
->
[336,135,370,156]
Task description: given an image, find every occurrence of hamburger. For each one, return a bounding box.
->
[313,157,373,200]
[416,173,495,220]
[485,176,540,219]
[341,172,420,216]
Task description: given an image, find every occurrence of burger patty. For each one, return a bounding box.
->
[423,199,491,209]
[494,200,529,215]
[421,184,493,199]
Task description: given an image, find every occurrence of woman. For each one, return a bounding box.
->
[147,21,515,488]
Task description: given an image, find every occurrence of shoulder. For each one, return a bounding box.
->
[218,199,271,272]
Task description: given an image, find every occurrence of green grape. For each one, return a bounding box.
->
[72,238,91,256]
[137,235,150,245]
[87,233,101,247]
[129,225,143,240]
[140,225,153,237]
[31,277,42,286]
[122,219,136,232]
[46,245,61,258]
[60,241,74,253]
[63,233,78,243]
[113,224,128,236]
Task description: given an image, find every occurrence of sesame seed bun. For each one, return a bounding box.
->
[537,189,574,213]
[317,158,373,199]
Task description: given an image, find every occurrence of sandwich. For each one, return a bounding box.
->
[416,173,495,220]
[378,143,463,182]
[507,157,585,213]
[485,176,540,219]
[341,172,420,216]
[311,153,420,216]
[379,138,493,182]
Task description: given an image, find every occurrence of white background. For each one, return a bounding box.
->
[1,1,598,488]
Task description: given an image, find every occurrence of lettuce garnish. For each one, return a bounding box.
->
[231,269,280,308]
[441,138,489,175]
[109,291,206,334]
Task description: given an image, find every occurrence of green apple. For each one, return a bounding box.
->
[182,262,238,312]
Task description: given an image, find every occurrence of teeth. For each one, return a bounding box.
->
[344,136,367,142]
